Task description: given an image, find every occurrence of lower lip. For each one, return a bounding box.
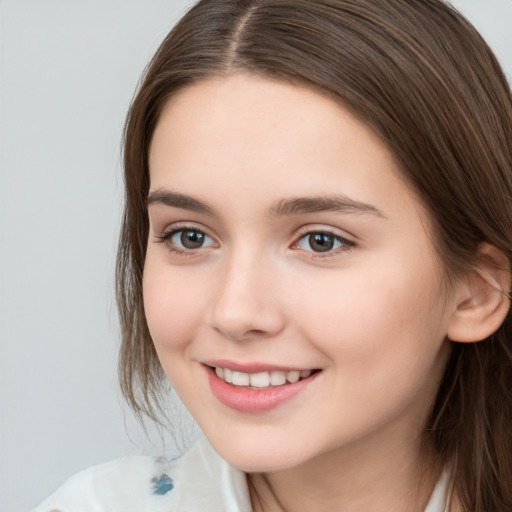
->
[206,366,318,413]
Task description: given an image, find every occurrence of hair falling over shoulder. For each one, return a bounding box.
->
[116,1,512,509]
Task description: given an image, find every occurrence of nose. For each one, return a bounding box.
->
[208,250,286,342]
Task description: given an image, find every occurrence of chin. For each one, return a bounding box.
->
[223,451,301,474]
[206,432,311,473]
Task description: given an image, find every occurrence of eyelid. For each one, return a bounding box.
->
[155,221,214,239]
[293,224,356,243]
[154,222,219,254]
[290,225,356,256]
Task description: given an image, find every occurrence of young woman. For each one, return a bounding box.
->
[35,0,512,511]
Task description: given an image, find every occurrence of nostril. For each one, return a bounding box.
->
[213,325,268,342]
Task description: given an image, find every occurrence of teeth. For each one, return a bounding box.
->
[214,367,313,388]
[231,371,250,386]
[270,370,286,386]
[287,370,300,383]
[250,372,270,387]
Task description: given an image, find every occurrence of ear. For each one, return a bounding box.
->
[447,244,511,343]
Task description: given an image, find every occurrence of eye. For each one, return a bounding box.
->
[158,228,216,251]
[295,231,351,253]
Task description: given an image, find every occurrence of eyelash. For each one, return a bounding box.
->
[291,229,355,258]
[155,225,216,257]
[154,226,355,258]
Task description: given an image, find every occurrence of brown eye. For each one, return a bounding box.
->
[296,231,349,254]
[164,228,216,250]
[308,233,335,252]
[179,230,205,249]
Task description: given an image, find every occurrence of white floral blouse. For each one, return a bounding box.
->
[33,436,450,512]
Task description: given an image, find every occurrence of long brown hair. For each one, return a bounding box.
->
[117,1,512,509]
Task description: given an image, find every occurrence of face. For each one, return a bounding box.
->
[144,74,456,473]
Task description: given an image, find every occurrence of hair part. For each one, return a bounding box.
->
[117,1,512,509]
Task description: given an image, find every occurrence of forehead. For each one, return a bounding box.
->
[152,74,382,150]
[148,74,426,224]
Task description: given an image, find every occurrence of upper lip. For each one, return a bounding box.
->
[202,359,315,374]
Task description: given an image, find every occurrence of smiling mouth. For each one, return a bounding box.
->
[211,366,318,389]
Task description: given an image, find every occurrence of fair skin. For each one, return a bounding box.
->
[143,74,468,511]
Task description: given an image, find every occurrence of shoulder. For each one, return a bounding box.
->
[32,454,173,512]
[33,436,252,512]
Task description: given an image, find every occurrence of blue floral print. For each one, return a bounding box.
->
[151,474,174,495]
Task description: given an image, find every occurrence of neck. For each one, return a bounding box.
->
[248,430,442,512]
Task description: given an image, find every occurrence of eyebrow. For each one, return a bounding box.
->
[147,190,216,216]
[147,189,385,218]
[268,195,385,218]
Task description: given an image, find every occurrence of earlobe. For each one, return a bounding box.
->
[447,244,511,343]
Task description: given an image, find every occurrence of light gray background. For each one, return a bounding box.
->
[0,1,511,511]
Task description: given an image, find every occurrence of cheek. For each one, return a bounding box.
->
[291,267,450,442]
[142,259,210,356]
[292,255,448,385]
